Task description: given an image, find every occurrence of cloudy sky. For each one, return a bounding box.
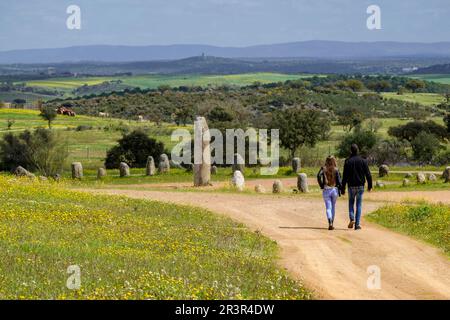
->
[0,0,449,51]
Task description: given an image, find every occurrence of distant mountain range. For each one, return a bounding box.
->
[2,41,450,64]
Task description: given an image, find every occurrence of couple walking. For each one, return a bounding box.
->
[317,144,372,231]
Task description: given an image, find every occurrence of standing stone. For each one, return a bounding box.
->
[146,156,156,176]
[97,168,107,179]
[443,167,450,183]
[402,178,410,187]
[272,180,283,193]
[232,170,245,191]
[254,184,265,193]
[14,166,35,179]
[297,173,309,193]
[292,158,301,173]
[211,165,218,175]
[38,176,48,181]
[71,162,83,179]
[158,154,170,173]
[427,173,437,182]
[417,172,426,184]
[376,180,385,188]
[119,162,130,177]
[193,116,211,187]
[232,153,245,174]
[379,165,389,177]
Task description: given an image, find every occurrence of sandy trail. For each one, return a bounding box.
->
[85,187,450,300]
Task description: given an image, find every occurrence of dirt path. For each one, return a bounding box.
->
[84,188,450,300]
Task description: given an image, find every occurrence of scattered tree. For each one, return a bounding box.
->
[372,139,409,166]
[12,98,26,108]
[411,132,442,164]
[345,79,365,92]
[388,120,448,142]
[336,107,364,132]
[39,107,57,129]
[367,80,392,93]
[337,129,378,159]
[6,119,15,130]
[0,128,68,176]
[105,130,165,169]
[405,79,425,93]
[271,107,330,159]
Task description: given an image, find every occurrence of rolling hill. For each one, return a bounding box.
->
[2,41,450,64]
[413,63,450,74]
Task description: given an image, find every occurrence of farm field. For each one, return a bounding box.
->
[23,73,315,96]
[0,108,180,168]
[0,108,446,171]
[410,74,450,85]
[381,92,446,106]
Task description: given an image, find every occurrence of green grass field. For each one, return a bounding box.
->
[24,73,315,96]
[367,203,450,256]
[0,108,446,172]
[0,175,311,299]
[0,108,183,169]
[382,92,446,106]
[410,74,450,85]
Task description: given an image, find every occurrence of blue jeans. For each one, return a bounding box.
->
[323,187,338,222]
[348,186,365,226]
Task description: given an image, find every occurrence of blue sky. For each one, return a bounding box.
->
[0,0,449,51]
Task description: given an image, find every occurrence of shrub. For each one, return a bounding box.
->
[39,106,57,129]
[444,113,450,134]
[105,130,165,169]
[434,148,450,166]
[75,125,93,131]
[337,129,378,159]
[372,139,409,166]
[0,128,68,176]
[410,131,442,164]
[368,203,449,256]
[271,107,331,158]
[388,120,448,142]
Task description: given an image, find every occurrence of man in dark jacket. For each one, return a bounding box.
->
[341,144,372,230]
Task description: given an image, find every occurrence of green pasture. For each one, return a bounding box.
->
[382,92,446,106]
[23,73,314,95]
[0,108,446,171]
[368,202,450,256]
[410,74,450,85]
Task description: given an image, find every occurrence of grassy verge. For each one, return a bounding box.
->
[367,202,450,256]
[0,176,311,299]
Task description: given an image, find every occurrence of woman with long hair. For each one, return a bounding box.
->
[317,156,342,230]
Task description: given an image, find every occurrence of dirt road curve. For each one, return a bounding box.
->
[87,189,450,300]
